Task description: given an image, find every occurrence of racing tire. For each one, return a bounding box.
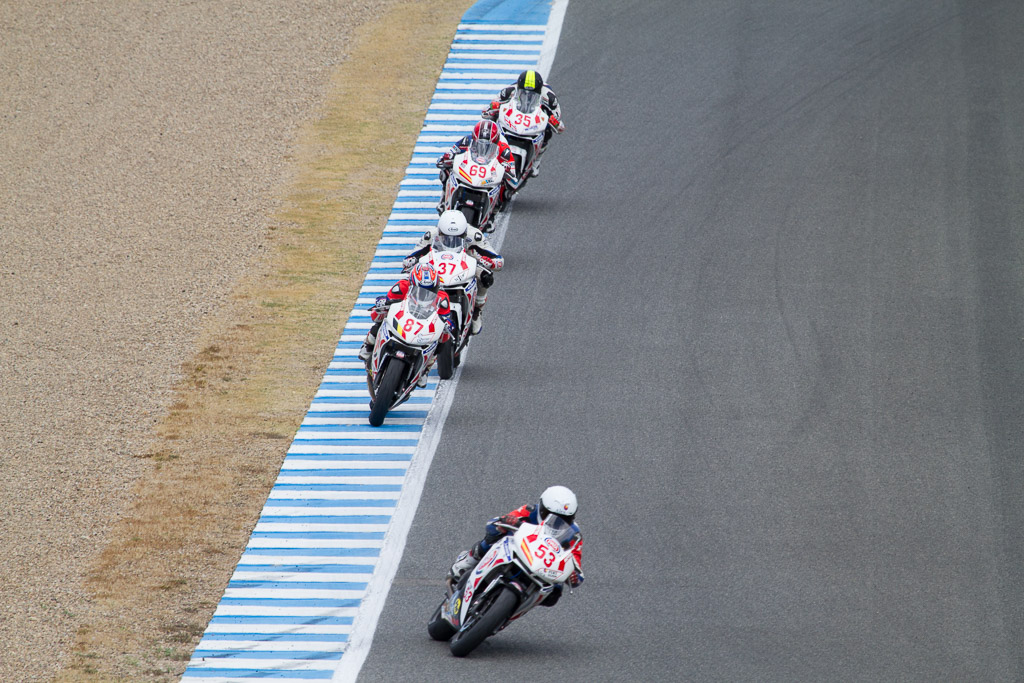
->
[448,587,517,657]
[427,600,457,641]
[437,340,455,380]
[368,360,404,427]
[458,205,477,227]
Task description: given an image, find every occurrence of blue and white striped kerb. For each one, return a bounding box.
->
[182,1,557,681]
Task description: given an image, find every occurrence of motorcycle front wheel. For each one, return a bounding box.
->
[368,360,404,427]
[448,587,517,657]
[437,340,455,380]
[427,600,457,641]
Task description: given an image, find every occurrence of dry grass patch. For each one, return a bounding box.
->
[58,1,473,680]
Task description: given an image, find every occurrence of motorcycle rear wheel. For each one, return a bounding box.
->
[427,600,457,641]
[437,340,455,380]
[368,360,403,427]
[449,587,517,657]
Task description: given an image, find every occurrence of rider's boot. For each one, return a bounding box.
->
[448,549,479,581]
[470,308,483,335]
[417,358,434,387]
[358,332,376,361]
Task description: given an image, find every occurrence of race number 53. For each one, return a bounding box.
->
[533,544,557,567]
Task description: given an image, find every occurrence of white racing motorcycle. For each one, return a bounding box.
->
[442,138,509,232]
[364,287,447,427]
[427,516,579,657]
[413,234,480,379]
[496,88,549,187]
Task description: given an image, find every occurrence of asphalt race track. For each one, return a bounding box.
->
[359,0,1024,679]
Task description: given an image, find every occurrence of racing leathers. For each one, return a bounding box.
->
[358,278,453,384]
[436,133,520,215]
[482,83,565,172]
[449,503,584,606]
[402,227,504,335]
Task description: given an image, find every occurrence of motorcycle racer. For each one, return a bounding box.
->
[481,69,565,176]
[448,485,584,606]
[436,119,520,214]
[403,211,503,336]
[358,263,453,386]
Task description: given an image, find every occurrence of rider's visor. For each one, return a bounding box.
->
[434,233,465,253]
[469,138,498,164]
[406,285,437,319]
[539,513,575,545]
[515,89,542,113]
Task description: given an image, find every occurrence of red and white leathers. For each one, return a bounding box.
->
[358,277,453,380]
[449,502,584,606]
[435,128,520,212]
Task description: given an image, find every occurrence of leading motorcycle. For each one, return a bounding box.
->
[427,516,579,657]
[495,88,549,187]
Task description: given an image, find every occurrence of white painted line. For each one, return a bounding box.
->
[439,71,520,80]
[457,23,546,32]
[442,43,541,51]
[213,606,361,618]
[187,659,336,671]
[454,33,545,42]
[231,572,373,583]
[442,61,535,71]
[246,538,386,549]
[191,641,348,652]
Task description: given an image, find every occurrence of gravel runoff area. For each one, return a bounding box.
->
[0,1,405,679]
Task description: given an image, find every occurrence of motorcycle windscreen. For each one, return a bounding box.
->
[539,514,576,545]
[469,138,498,164]
[406,285,438,319]
[514,89,542,113]
[433,233,465,253]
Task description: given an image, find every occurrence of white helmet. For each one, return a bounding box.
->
[437,210,468,237]
[539,485,577,523]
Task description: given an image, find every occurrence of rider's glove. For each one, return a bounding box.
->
[481,100,500,118]
[401,256,418,271]
[498,513,520,526]
[436,152,453,169]
[477,255,496,270]
[550,116,565,133]
[569,571,583,588]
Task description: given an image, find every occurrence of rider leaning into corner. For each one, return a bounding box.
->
[357,262,454,387]
[449,485,584,606]
[402,210,504,336]
[480,69,566,177]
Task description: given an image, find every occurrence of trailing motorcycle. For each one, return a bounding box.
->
[364,288,448,427]
[427,516,580,657]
